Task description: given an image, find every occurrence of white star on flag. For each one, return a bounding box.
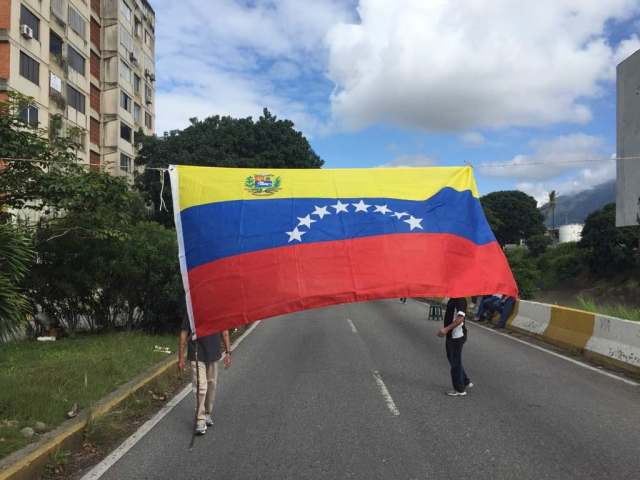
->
[393,211,409,219]
[312,205,331,219]
[331,200,349,213]
[297,215,316,229]
[286,227,306,242]
[352,200,371,212]
[374,205,391,215]
[404,216,423,231]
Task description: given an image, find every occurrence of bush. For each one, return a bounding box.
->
[536,242,585,289]
[505,247,540,299]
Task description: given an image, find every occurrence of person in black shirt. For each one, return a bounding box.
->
[178,316,231,435]
[437,297,472,396]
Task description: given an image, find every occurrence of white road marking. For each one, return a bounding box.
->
[469,322,639,387]
[372,370,400,416]
[80,321,262,480]
[347,318,358,333]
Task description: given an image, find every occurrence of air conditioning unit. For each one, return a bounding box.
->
[129,52,138,64]
[145,98,152,105]
[144,68,150,77]
[20,24,34,39]
[149,74,155,82]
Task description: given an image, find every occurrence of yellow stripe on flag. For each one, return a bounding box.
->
[174,166,479,211]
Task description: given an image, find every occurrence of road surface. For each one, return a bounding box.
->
[94,300,640,479]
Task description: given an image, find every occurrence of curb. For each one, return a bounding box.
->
[0,355,178,480]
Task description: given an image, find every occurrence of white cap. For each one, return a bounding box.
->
[456,311,466,317]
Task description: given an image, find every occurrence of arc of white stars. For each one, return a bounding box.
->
[404,215,423,231]
[297,214,316,229]
[352,200,371,212]
[312,205,331,219]
[286,227,306,243]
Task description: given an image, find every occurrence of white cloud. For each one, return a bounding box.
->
[461,132,486,146]
[153,0,353,135]
[379,154,437,167]
[479,133,608,180]
[517,160,616,205]
[326,0,640,132]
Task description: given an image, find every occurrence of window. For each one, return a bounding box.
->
[133,103,141,123]
[68,46,85,75]
[20,5,40,40]
[119,23,133,53]
[134,18,142,38]
[120,122,132,142]
[120,90,131,111]
[68,5,86,38]
[51,0,65,22]
[67,85,85,113]
[144,83,152,104]
[19,51,39,85]
[49,72,63,92]
[120,0,132,23]
[91,0,101,16]
[133,74,140,95]
[119,59,131,84]
[50,31,63,56]
[19,105,38,127]
[120,153,131,173]
[144,30,152,48]
[90,150,100,172]
[144,112,152,130]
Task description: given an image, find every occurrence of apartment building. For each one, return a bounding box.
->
[0,0,156,179]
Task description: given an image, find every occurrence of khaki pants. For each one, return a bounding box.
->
[190,361,218,422]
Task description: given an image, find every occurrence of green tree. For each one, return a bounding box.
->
[579,203,639,276]
[135,109,324,225]
[0,224,33,340]
[481,191,546,246]
[527,233,552,257]
[505,247,540,299]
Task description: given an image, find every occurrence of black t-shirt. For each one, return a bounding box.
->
[444,297,467,340]
[181,316,223,363]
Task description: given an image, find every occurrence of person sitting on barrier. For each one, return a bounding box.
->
[474,294,503,322]
[495,296,516,329]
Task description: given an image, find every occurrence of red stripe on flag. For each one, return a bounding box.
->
[187,233,517,336]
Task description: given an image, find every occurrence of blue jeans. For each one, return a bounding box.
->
[446,338,469,392]
[476,296,500,320]
[497,297,516,328]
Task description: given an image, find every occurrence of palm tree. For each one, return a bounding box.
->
[548,190,557,234]
[0,223,33,340]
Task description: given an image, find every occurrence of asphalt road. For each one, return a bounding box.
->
[96,300,640,480]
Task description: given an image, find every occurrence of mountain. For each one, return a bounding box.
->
[539,180,616,227]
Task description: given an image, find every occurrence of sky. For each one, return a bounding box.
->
[150,0,640,204]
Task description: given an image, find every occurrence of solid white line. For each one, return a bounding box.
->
[372,370,400,416]
[469,322,639,387]
[80,321,262,480]
[347,318,358,333]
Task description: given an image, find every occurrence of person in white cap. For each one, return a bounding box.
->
[437,298,472,396]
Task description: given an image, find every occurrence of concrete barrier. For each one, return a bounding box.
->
[509,301,551,336]
[508,300,639,374]
[585,313,640,371]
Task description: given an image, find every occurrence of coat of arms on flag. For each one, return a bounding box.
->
[169,165,517,337]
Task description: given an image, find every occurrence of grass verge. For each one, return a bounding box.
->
[576,296,640,322]
[0,332,176,460]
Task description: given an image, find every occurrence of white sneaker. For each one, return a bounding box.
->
[204,414,213,426]
[467,382,474,388]
[195,420,207,435]
[446,390,467,397]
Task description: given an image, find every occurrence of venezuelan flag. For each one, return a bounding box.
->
[169,165,517,337]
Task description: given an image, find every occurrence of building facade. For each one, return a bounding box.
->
[0,0,155,179]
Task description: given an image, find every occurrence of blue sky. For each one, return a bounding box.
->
[151,0,640,204]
